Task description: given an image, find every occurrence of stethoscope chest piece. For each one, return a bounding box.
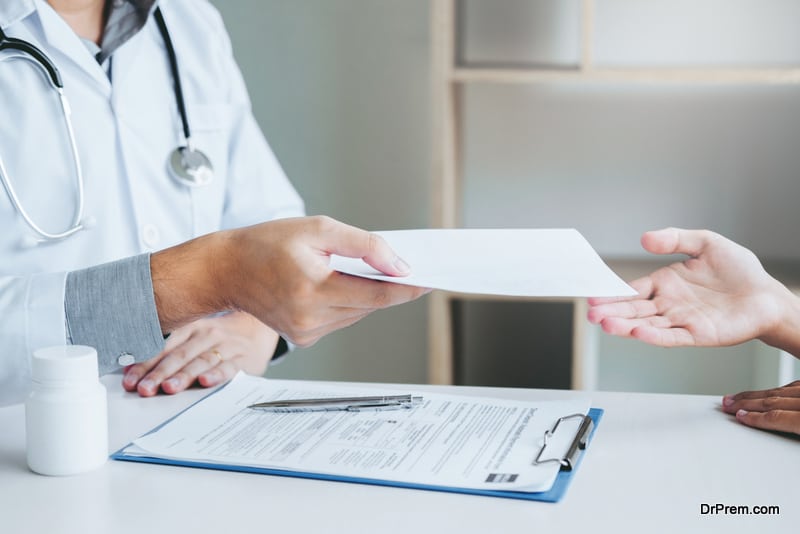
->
[169,145,214,187]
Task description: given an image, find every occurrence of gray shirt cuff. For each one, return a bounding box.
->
[65,254,165,375]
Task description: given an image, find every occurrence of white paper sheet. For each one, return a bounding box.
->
[330,228,635,297]
[125,373,590,493]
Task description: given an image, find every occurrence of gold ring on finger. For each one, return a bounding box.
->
[211,349,223,364]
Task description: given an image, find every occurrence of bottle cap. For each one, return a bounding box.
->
[31,345,99,386]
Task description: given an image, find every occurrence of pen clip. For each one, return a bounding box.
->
[345,401,414,412]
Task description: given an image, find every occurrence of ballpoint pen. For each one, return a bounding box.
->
[247,394,424,412]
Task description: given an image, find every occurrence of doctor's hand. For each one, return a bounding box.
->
[587,228,800,352]
[122,312,278,397]
[151,215,429,347]
[722,381,800,436]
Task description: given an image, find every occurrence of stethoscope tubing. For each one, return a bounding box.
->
[0,24,86,241]
[0,56,85,241]
[153,8,192,145]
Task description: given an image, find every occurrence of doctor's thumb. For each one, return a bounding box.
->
[313,216,411,277]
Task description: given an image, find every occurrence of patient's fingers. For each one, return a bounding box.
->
[630,325,695,347]
[734,409,800,436]
[725,396,800,413]
[588,277,654,307]
[588,298,659,324]
[725,384,800,403]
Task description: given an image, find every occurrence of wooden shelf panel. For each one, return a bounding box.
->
[430,258,800,303]
[606,258,800,295]
[452,67,800,85]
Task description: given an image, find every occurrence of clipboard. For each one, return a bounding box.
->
[112,396,602,503]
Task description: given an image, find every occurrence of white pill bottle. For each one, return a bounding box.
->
[25,345,108,476]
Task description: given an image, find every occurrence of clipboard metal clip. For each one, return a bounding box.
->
[532,413,594,472]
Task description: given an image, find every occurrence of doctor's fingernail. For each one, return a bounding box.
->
[164,378,181,390]
[736,409,749,418]
[139,379,155,392]
[393,256,411,275]
[123,374,138,387]
[722,395,735,407]
[200,371,220,384]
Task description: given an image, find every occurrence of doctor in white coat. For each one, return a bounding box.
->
[0,0,425,405]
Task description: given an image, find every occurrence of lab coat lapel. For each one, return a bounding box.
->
[33,0,111,94]
[107,1,160,90]
[108,17,149,92]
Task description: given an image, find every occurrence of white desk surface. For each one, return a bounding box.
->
[0,375,796,534]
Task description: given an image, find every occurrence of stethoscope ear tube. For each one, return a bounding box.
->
[0,27,62,89]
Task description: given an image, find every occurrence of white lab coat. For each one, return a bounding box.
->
[0,0,304,404]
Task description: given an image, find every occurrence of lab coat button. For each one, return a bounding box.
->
[117,352,135,366]
[141,224,161,248]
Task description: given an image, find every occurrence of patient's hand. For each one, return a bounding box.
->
[587,228,794,349]
[722,382,800,436]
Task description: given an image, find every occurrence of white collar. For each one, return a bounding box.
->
[0,1,158,31]
[0,1,36,31]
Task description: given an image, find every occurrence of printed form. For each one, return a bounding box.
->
[124,373,590,493]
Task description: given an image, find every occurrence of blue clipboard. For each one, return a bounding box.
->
[112,385,602,503]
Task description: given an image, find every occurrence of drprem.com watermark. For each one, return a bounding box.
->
[700,503,780,516]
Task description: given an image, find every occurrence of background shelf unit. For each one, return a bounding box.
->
[429,0,800,389]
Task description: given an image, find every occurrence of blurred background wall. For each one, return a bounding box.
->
[209,0,432,385]
[210,0,800,393]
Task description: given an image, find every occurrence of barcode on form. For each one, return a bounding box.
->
[485,473,518,483]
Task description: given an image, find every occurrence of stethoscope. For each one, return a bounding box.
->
[0,7,213,246]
